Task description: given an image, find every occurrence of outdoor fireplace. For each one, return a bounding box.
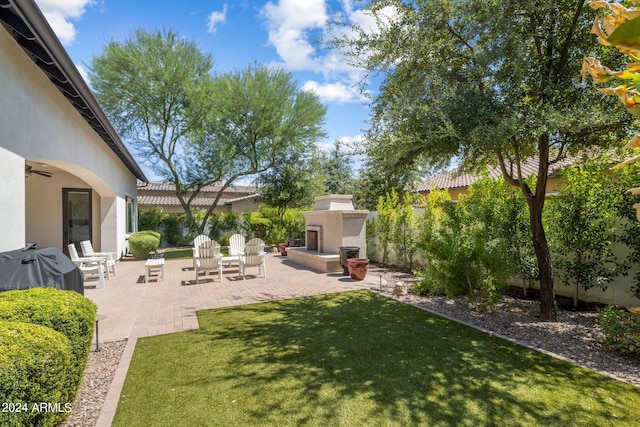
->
[287,195,368,272]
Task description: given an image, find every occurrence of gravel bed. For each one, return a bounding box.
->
[59,266,639,425]
[368,264,640,387]
[58,340,127,427]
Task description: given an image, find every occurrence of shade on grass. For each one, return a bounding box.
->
[113,290,640,426]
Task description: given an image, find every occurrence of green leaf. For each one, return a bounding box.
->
[607,16,640,52]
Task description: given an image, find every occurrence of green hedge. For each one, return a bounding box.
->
[0,288,96,406]
[0,321,72,427]
[129,231,161,259]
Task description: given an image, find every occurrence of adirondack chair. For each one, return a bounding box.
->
[192,234,212,270]
[80,240,117,278]
[194,240,223,284]
[226,234,245,268]
[68,244,106,288]
[241,238,267,279]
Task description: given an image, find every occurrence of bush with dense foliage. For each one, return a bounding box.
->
[0,321,72,427]
[598,306,640,357]
[413,187,514,307]
[0,288,96,407]
[129,231,161,259]
[138,206,163,231]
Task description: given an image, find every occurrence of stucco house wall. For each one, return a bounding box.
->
[0,147,26,252]
[0,1,145,257]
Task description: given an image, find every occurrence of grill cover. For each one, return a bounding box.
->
[0,247,83,294]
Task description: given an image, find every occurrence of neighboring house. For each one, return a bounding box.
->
[0,0,147,257]
[137,182,261,215]
[415,156,576,201]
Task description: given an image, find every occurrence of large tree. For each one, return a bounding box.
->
[90,30,326,234]
[256,149,325,218]
[185,64,326,232]
[90,29,213,191]
[334,0,634,320]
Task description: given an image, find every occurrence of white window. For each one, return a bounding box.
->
[126,196,135,234]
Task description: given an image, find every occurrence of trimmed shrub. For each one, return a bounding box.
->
[598,306,640,357]
[0,288,96,406]
[0,321,72,427]
[129,231,161,259]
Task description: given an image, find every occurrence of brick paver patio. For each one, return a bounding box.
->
[83,253,384,426]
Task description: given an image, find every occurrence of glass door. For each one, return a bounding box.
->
[63,189,92,255]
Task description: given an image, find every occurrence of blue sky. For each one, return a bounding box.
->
[33,0,398,181]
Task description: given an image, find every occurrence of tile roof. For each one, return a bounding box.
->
[415,155,576,193]
[138,182,258,194]
[138,195,238,207]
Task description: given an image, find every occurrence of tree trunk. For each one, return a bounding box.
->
[529,198,558,321]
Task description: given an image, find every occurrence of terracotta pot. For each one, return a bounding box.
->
[278,243,288,256]
[347,258,369,281]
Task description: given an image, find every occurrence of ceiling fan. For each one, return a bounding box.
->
[25,164,52,178]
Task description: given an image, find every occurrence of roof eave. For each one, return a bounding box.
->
[0,0,147,182]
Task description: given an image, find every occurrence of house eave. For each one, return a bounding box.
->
[0,0,147,182]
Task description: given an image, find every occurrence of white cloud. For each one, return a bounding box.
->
[261,1,398,105]
[34,0,93,45]
[262,0,328,71]
[207,4,228,35]
[302,80,362,104]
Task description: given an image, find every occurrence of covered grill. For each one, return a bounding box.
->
[0,247,83,294]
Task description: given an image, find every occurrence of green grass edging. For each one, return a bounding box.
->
[114,290,640,426]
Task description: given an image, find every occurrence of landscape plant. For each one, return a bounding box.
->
[392,191,418,271]
[373,189,398,266]
[614,161,640,298]
[466,177,537,296]
[598,305,640,356]
[90,30,326,235]
[138,206,163,231]
[334,0,634,320]
[160,213,184,246]
[0,321,71,427]
[582,0,640,299]
[256,150,324,217]
[414,186,514,307]
[546,156,626,309]
[0,288,96,407]
[129,231,161,259]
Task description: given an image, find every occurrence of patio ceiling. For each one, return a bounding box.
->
[0,0,147,182]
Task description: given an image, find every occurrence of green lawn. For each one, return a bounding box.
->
[162,247,193,260]
[163,246,230,260]
[113,290,640,426]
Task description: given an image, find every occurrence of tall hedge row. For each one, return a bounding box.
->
[0,288,97,425]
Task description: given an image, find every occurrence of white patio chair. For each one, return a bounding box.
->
[192,234,212,270]
[241,238,267,280]
[195,240,223,284]
[68,244,106,288]
[80,240,117,278]
[226,233,245,267]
